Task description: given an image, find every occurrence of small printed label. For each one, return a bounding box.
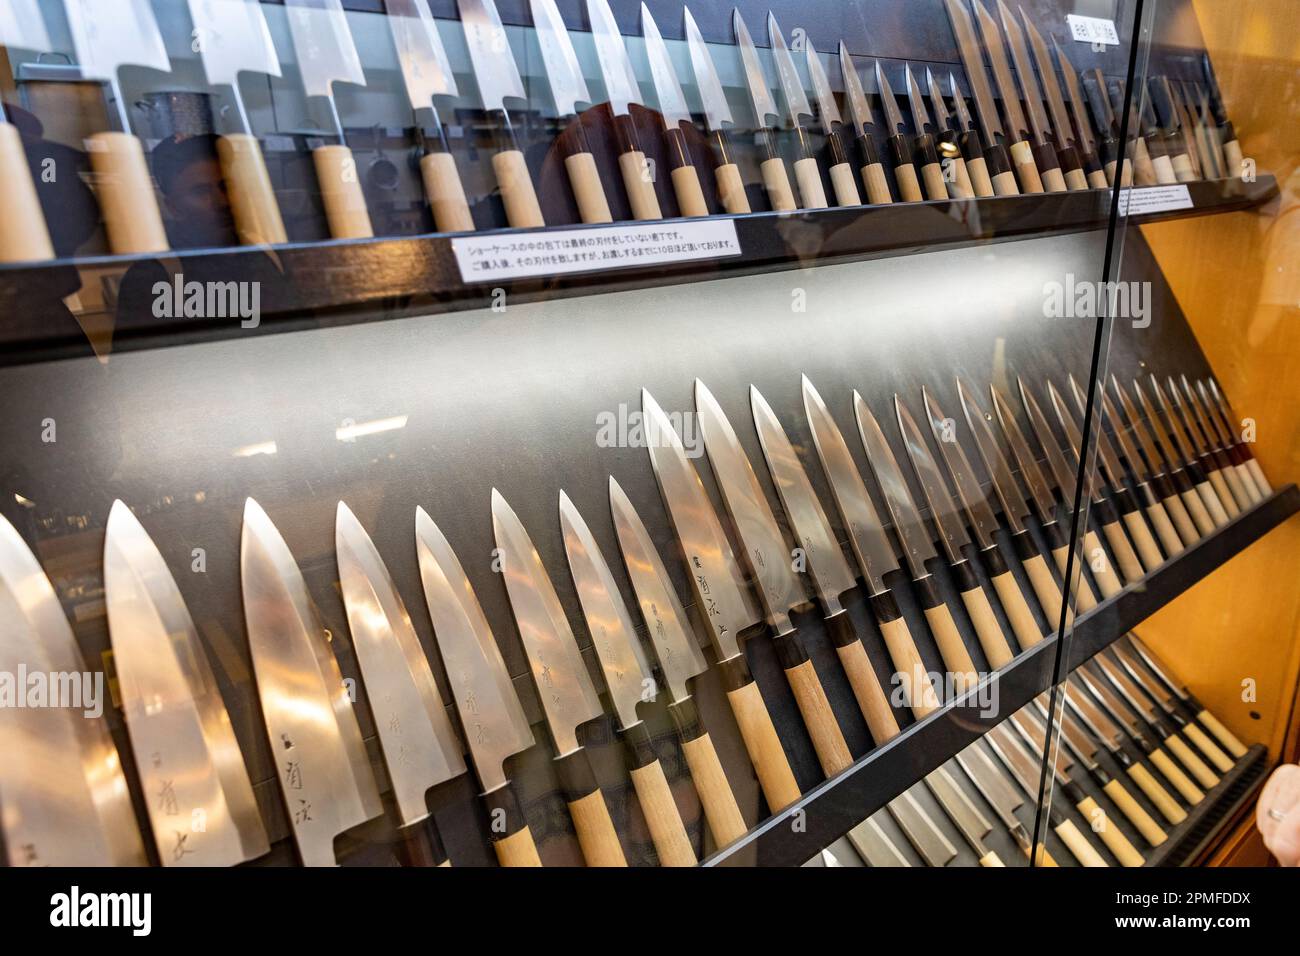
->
[451,220,742,283]
[1067,14,1120,46]
[1117,185,1193,216]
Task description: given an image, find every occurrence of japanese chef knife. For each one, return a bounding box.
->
[0,514,146,867]
[807,42,863,206]
[1148,77,1196,182]
[0,1,54,261]
[1080,69,1130,186]
[732,9,796,211]
[1148,375,1232,525]
[996,1,1069,191]
[1206,377,1272,497]
[943,0,1019,195]
[956,739,1057,865]
[1112,76,1171,185]
[767,14,828,209]
[1176,375,1251,511]
[695,380,852,775]
[942,70,995,196]
[460,0,545,227]
[63,0,171,253]
[1191,84,1225,179]
[187,0,288,245]
[874,62,926,203]
[608,477,748,846]
[641,4,709,217]
[587,0,662,220]
[683,6,750,214]
[491,491,627,866]
[1201,53,1243,174]
[1124,633,1248,758]
[802,376,940,716]
[559,491,696,866]
[847,814,911,866]
[903,64,958,200]
[1169,81,1205,179]
[1129,377,1219,535]
[1110,375,1201,546]
[1022,13,1090,190]
[104,502,268,867]
[414,507,543,866]
[240,499,384,866]
[923,66,976,198]
[971,0,1044,192]
[925,764,1005,866]
[641,389,802,812]
[839,44,895,204]
[1192,377,1261,506]
[1047,35,1108,188]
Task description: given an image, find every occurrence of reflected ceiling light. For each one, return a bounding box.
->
[233,441,279,458]
[335,416,409,442]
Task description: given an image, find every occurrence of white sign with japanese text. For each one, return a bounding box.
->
[1117,185,1193,217]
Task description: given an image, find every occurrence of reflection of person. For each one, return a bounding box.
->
[1257,764,1300,866]
[151,134,237,249]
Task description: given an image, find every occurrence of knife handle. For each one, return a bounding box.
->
[825,609,901,744]
[1195,476,1232,526]
[1165,734,1219,789]
[1084,156,1109,189]
[774,631,852,776]
[986,543,1047,652]
[417,150,475,234]
[483,785,543,867]
[1007,138,1044,193]
[792,157,829,210]
[0,123,54,262]
[624,724,696,867]
[821,126,861,207]
[952,557,1014,670]
[1102,778,1167,847]
[613,114,662,221]
[1145,500,1186,556]
[1048,538,1100,612]
[978,851,1006,867]
[1022,551,1067,628]
[1182,722,1234,773]
[1210,450,1246,510]
[669,698,748,847]
[1083,527,1126,597]
[1221,134,1243,175]
[705,129,751,214]
[85,131,170,254]
[760,158,798,212]
[1205,465,1241,518]
[855,133,894,204]
[217,133,289,245]
[492,145,546,229]
[982,141,1020,195]
[1127,763,1187,824]
[958,131,994,197]
[1077,796,1144,867]
[1055,818,1108,867]
[1129,135,1156,185]
[556,121,614,224]
[912,575,977,692]
[311,144,375,240]
[720,657,802,811]
[1095,494,1144,582]
[1242,450,1271,496]
[887,133,924,202]
[1170,149,1196,182]
[910,133,949,201]
[1033,140,1067,193]
[1122,508,1165,573]
[872,591,940,717]
[661,126,710,218]
[1150,748,1205,804]
[1152,152,1179,185]
[1231,460,1263,506]
[1197,710,1248,759]
[1158,482,1200,546]
[937,130,974,198]
[1057,143,1089,191]
[1180,486,1218,536]
[556,750,628,866]
[1026,842,1059,867]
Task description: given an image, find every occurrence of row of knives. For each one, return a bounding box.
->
[0,0,1243,263]
[0,360,1268,866]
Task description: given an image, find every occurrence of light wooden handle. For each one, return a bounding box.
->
[965,155,994,197]
[792,156,829,209]
[1197,480,1231,526]
[629,759,697,866]
[1085,528,1127,597]
[0,122,54,262]
[312,144,373,239]
[1078,796,1144,867]
[1022,553,1065,627]
[725,680,802,812]
[760,157,797,212]
[947,156,974,198]
[1246,458,1272,496]
[878,616,940,717]
[681,731,747,847]
[827,161,862,206]
[564,151,614,223]
[1064,167,1090,191]
[1207,469,1241,518]
[438,859,452,867]
[1171,152,1196,182]
[1119,157,1134,186]
[1162,494,1200,546]
[1150,748,1204,804]
[1220,465,1252,511]
[1182,723,1234,773]
[978,851,1006,867]
[1165,734,1219,789]
[1122,511,1164,573]
[960,586,1014,670]
[418,151,474,234]
[990,571,1046,652]
[893,163,924,202]
[567,788,628,867]
[1103,779,1167,847]
[860,162,893,204]
[1198,710,1248,759]
[1086,168,1109,189]
[1028,843,1059,866]
[213,132,289,247]
[991,168,1020,196]
[919,161,948,200]
[1008,140,1044,193]
[492,148,546,228]
[1055,819,1108,867]
[1151,152,1178,185]
[713,162,750,214]
[835,639,902,744]
[1232,464,1262,505]
[493,825,543,867]
[1222,138,1243,176]
[1146,502,1185,556]
[86,131,170,254]
[1131,137,1157,185]
[922,602,978,693]
[1181,488,1217,535]
[670,164,710,218]
[618,149,662,220]
[784,658,852,776]
[1103,158,1118,185]
[1041,165,1068,193]
[1128,763,1187,824]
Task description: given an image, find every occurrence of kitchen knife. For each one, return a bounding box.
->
[923,66,976,199]
[1148,77,1196,183]
[187,0,289,245]
[943,70,996,196]
[460,0,546,227]
[956,739,1056,865]
[971,0,1043,192]
[641,4,709,218]
[942,0,1019,195]
[414,507,543,866]
[104,502,268,867]
[63,0,171,253]
[874,62,926,203]
[641,389,803,812]
[695,380,852,775]
[925,764,1005,866]
[609,477,748,847]
[1022,13,1091,190]
[1080,69,1131,185]
[1111,75,1172,185]
[0,2,55,261]
[1148,375,1232,526]
[1201,53,1243,175]
[1049,37,1108,189]
[904,64,959,200]
[1191,84,1225,179]
[886,789,960,866]
[803,376,941,716]
[847,814,911,866]
[768,13,828,209]
[1129,377,1219,535]
[733,9,796,211]
[1190,377,1260,506]
[807,42,863,206]
[587,0,662,220]
[995,1,1069,191]
[1169,81,1206,179]
[1206,377,1272,498]
[683,6,750,214]
[491,491,627,866]
[1176,375,1251,511]
[1124,633,1248,758]
[335,503,464,864]
[240,499,384,866]
[839,44,895,204]
[0,514,146,867]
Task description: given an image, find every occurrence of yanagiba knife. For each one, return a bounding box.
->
[491,491,627,866]
[1147,375,1232,526]
[104,502,268,867]
[942,0,1019,195]
[641,4,710,218]
[839,45,895,204]
[335,503,465,864]
[874,62,927,203]
[413,508,543,867]
[559,491,697,866]
[970,0,1044,192]
[1021,12,1090,191]
[807,43,864,206]
[0,514,146,867]
[460,0,546,228]
[1205,378,1272,498]
[683,7,750,214]
[240,500,384,866]
[1192,378,1263,506]
[1124,378,1218,537]
[1176,375,1251,512]
[995,0,1068,191]
[768,14,829,209]
[0,1,54,261]
[922,66,976,199]
[1050,36,1110,189]
[903,64,959,200]
[1110,376,1201,547]
[733,8,797,211]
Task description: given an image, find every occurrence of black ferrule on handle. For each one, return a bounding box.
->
[1209,447,1236,475]
[1009,529,1038,564]
[1042,519,1069,551]
[663,126,693,171]
[1225,442,1248,467]
[912,574,943,611]
[621,721,659,771]
[1151,472,1178,502]
[1055,142,1083,176]
[824,608,859,649]
[981,542,1010,578]
[870,588,904,625]
[856,131,881,168]
[554,747,601,803]
[886,132,913,171]
[1060,779,1088,806]
[667,696,705,744]
[911,131,942,170]
[557,117,594,161]
[1092,494,1121,527]
[1080,147,1103,178]
[983,140,1014,179]
[1133,480,1159,510]
[718,653,755,694]
[1183,459,1209,486]
[956,128,983,164]
[1031,139,1061,175]
[1168,465,1196,494]
[482,783,530,843]
[827,125,852,168]
[772,630,810,670]
[613,112,644,157]
[1097,134,1119,168]
[950,558,979,594]
[1115,486,1143,517]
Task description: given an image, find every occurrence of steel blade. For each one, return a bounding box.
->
[1150,376,1197,462]
[1059,375,1125,487]
[904,64,934,135]
[898,392,984,554]
[383,0,455,108]
[684,6,732,131]
[1018,377,1078,498]
[949,71,976,133]
[1075,664,1144,739]
[459,0,526,111]
[1149,77,1180,132]
[925,67,953,132]
[987,382,1056,522]
[1123,634,1191,702]
[188,0,281,90]
[949,382,1031,531]
[955,740,1025,826]
[926,765,994,849]
[1082,69,1117,137]
[766,12,813,126]
[807,42,844,134]
[875,61,906,134]
[1052,36,1096,155]
[1098,385,1150,481]
[848,815,912,866]
[1023,12,1073,148]
[1010,706,1076,783]
[284,0,366,100]
[64,0,170,82]
[1112,642,1175,712]
[890,789,959,867]
[996,0,1050,143]
[1178,375,1220,452]
[588,0,643,116]
[1205,379,1240,442]
[972,0,1029,141]
[1065,674,1127,750]
[531,0,591,117]
[944,0,1004,142]
[819,846,844,867]
[1134,378,1184,470]
[1053,701,1102,766]
[733,9,778,126]
[1112,376,1167,476]
[1194,379,1233,448]
[839,42,877,134]
[983,721,1041,795]
[1094,652,1159,723]
[640,4,692,130]
[0,0,50,52]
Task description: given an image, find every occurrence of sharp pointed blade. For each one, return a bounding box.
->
[766,12,813,125]
[0,0,50,53]
[955,741,1024,823]
[1134,377,1183,467]
[187,0,281,88]
[985,382,1053,521]
[854,392,937,576]
[64,0,170,82]
[284,0,366,99]
[641,4,691,130]
[1064,674,1126,748]
[415,508,534,794]
[1113,376,1166,476]
[1023,10,1072,147]
[806,42,843,134]
[927,765,994,844]
[733,8,778,126]
[1195,379,1232,446]
[874,61,906,133]
[1018,377,1077,497]
[684,6,732,130]
[972,0,1028,140]
[925,67,952,130]
[949,71,975,132]
[587,0,643,115]
[895,393,977,558]
[105,502,268,866]
[530,0,591,117]
[983,721,1040,795]
[996,0,1050,143]
[458,0,526,111]
[904,64,932,134]
[820,846,844,867]
[914,386,1002,548]
[1062,375,1124,483]
[1097,384,1149,481]
[839,42,876,134]
[943,0,1003,142]
[1150,375,1196,461]
[946,382,1029,531]
[1052,36,1096,154]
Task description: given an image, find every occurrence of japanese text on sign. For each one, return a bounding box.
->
[1117,185,1193,217]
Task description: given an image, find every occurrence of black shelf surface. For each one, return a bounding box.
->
[0,175,1276,367]
[706,484,1300,867]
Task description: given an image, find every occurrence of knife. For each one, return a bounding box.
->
[460,0,546,228]
[641,4,710,218]
[491,491,628,866]
[806,42,863,206]
[942,0,1020,195]
[971,0,1044,192]
[994,1,1069,191]
[1175,375,1251,512]
[0,514,146,866]
[874,62,927,203]
[1110,75,1173,186]
[802,377,941,716]
[847,814,911,866]
[587,0,662,220]
[1129,377,1220,535]
[695,380,852,775]
[1045,36,1108,189]
[904,64,960,200]
[185,0,288,245]
[732,9,797,212]
[683,6,750,214]
[0,2,55,261]
[924,764,1005,866]
[1189,83,1224,179]
[1205,377,1272,498]
[839,44,895,204]
[62,0,172,253]
[1079,69,1131,186]
[335,502,465,865]
[922,66,976,199]
[1201,53,1243,175]
[104,502,268,867]
[1021,13,1091,190]
[1110,376,1201,546]
[1148,375,1232,525]
[1169,81,1205,180]
[955,740,1057,865]
[608,477,748,847]
[767,13,829,209]
[240,499,384,866]
[641,389,803,812]
[413,507,543,866]
[1149,77,1196,183]
[942,70,997,197]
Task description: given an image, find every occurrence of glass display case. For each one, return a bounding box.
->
[0,0,1294,871]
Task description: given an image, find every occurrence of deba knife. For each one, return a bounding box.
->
[0,2,55,261]
[684,6,751,214]
[641,4,710,218]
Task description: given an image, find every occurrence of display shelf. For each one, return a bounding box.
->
[706,484,1300,867]
[0,174,1276,367]
[1146,744,1269,867]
